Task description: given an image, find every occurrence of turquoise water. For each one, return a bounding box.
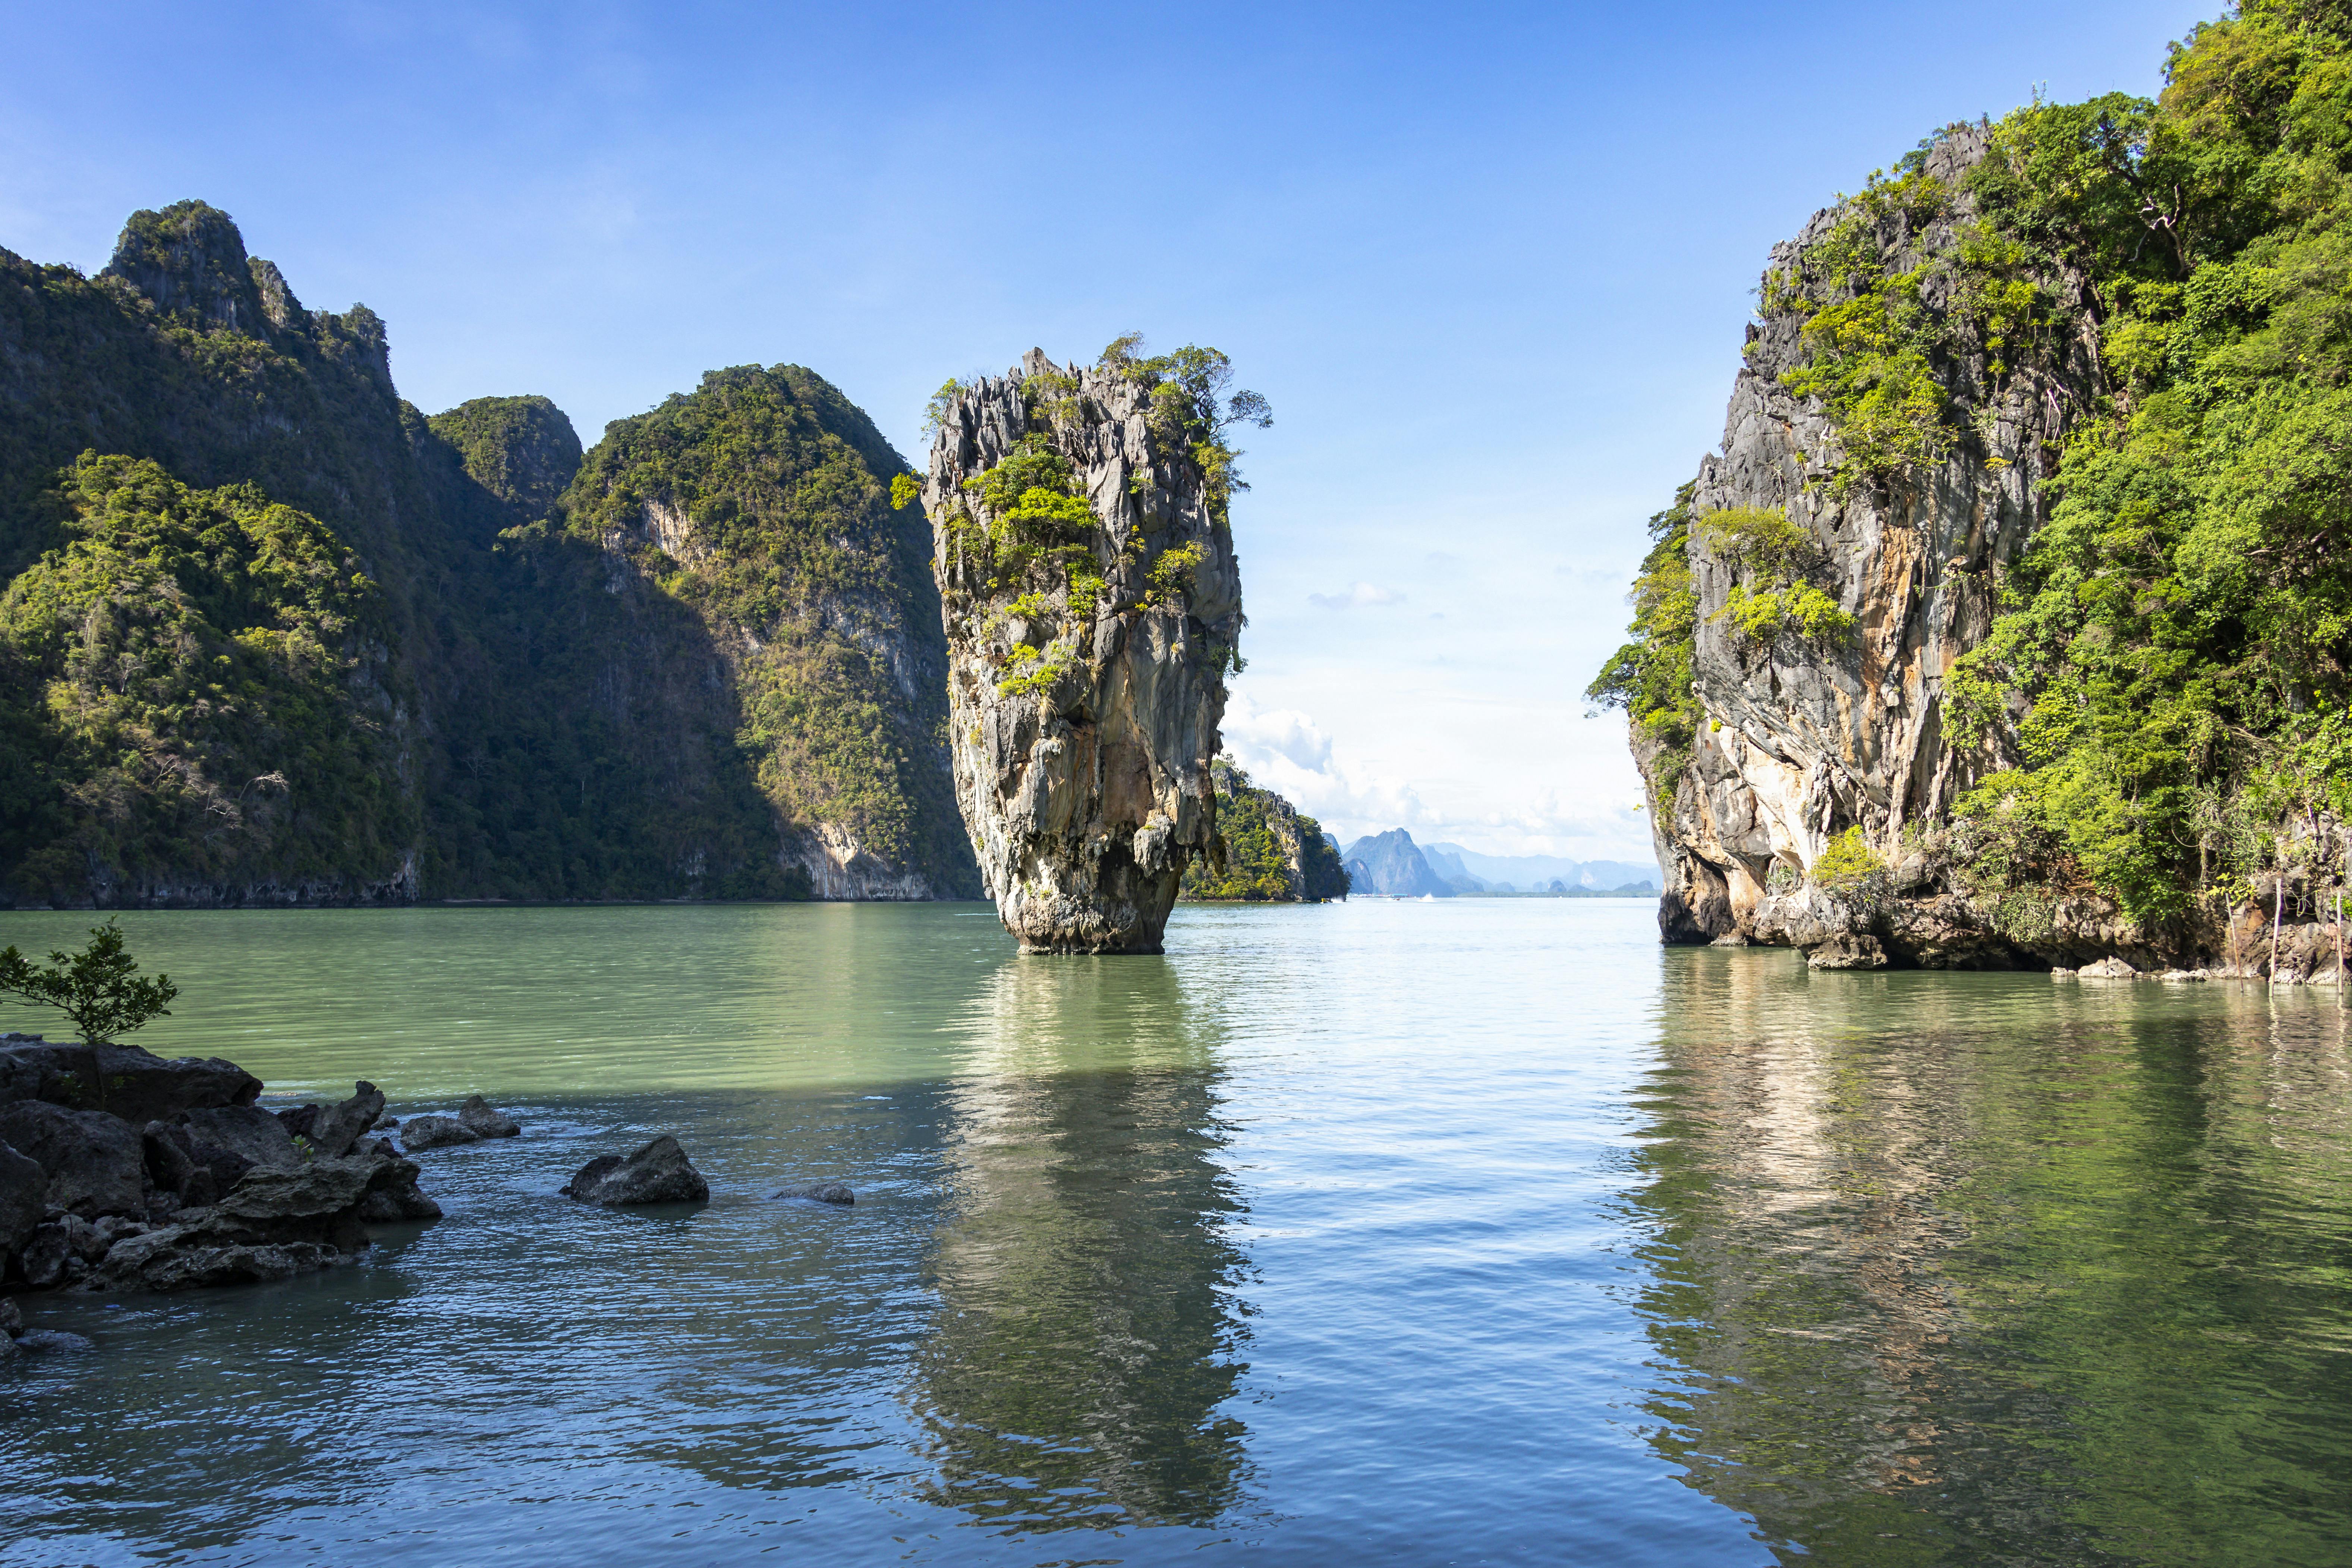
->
[1,900,2349,1565]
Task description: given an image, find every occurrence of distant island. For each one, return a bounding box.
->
[1338,829,1657,899]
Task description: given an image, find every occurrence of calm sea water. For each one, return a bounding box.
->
[1,900,2348,1567]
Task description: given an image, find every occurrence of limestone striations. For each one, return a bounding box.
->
[1632,128,2109,966]
[924,351,1244,953]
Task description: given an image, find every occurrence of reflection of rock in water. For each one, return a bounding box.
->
[1627,955,2352,1562]
[914,958,1251,1530]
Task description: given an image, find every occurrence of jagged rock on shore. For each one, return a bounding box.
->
[1808,933,1889,971]
[0,1046,443,1296]
[562,1136,709,1206]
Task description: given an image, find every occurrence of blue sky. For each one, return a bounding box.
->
[1,0,2214,860]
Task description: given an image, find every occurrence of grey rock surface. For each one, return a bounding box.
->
[0,1101,146,1218]
[1634,126,2122,967]
[308,1081,386,1159]
[0,1137,44,1258]
[1808,933,1890,971]
[180,1105,302,1171]
[399,1114,481,1151]
[923,350,1242,954]
[0,1038,261,1124]
[1,1294,21,1336]
[2079,956,2139,979]
[563,1136,709,1206]
[772,1181,854,1205]
[457,1096,520,1138]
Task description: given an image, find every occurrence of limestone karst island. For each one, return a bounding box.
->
[5,4,2352,1564]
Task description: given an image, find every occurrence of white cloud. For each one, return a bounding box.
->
[1217,691,1659,860]
[1306,581,1406,610]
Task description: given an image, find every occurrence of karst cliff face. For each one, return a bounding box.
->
[924,350,1243,953]
[1637,128,2113,965]
[0,201,974,905]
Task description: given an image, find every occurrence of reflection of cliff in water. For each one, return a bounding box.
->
[913,957,1253,1531]
[1627,952,2352,1565]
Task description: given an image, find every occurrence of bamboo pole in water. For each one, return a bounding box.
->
[2270,876,2283,982]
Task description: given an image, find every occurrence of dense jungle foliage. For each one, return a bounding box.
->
[542,365,975,892]
[0,202,973,904]
[1597,0,2352,931]
[936,336,1266,700]
[1181,760,1349,902]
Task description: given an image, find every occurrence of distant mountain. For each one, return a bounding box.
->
[1340,830,1452,897]
[1421,843,1659,894]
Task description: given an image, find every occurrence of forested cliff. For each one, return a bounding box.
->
[0,201,977,906]
[1593,0,2352,971]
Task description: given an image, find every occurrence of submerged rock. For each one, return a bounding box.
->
[399,1114,481,1151]
[923,349,1244,954]
[771,1181,854,1206]
[457,1096,520,1138]
[0,1101,145,1218]
[562,1136,709,1206]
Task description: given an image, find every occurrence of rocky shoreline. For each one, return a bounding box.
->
[0,1033,811,1356]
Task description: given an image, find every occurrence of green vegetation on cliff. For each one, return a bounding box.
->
[1586,484,1697,809]
[1181,761,1348,902]
[1943,0,2352,923]
[538,365,973,891]
[0,454,408,903]
[0,202,975,904]
[1601,1,2352,931]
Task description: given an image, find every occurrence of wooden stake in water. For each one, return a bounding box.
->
[2271,876,2284,983]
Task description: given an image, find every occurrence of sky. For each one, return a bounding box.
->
[0,0,2214,864]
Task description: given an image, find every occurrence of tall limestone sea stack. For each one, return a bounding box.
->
[1600,1,2352,974]
[922,344,1255,953]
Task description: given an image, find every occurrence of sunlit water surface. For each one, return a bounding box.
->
[1,901,2349,1566]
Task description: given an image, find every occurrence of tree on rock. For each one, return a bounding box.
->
[0,919,178,1043]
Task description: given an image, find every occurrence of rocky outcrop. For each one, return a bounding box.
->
[1636,128,2115,968]
[924,351,1243,953]
[562,1136,708,1206]
[1180,758,1350,902]
[0,1045,444,1294]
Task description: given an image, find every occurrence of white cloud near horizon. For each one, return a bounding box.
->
[1219,691,1658,865]
[1306,581,1406,610]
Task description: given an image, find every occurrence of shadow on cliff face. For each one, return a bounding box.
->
[909,957,1256,1531]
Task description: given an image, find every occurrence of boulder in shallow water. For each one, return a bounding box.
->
[0,1101,145,1218]
[0,1137,44,1258]
[2079,956,2139,979]
[457,1096,520,1138]
[771,1181,854,1206]
[88,1227,343,1293]
[1807,933,1889,971]
[563,1136,709,1206]
[399,1114,481,1151]
[308,1081,387,1159]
